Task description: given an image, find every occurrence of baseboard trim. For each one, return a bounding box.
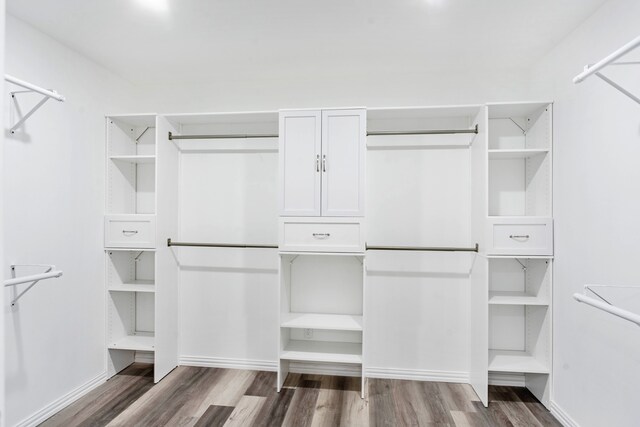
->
[366,367,469,383]
[179,355,277,372]
[550,401,579,427]
[290,361,361,377]
[488,372,525,387]
[134,351,155,364]
[14,372,107,427]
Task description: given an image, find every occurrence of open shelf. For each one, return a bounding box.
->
[281,313,363,331]
[108,334,155,352]
[109,155,156,164]
[281,340,362,364]
[108,280,155,293]
[488,350,549,374]
[488,149,549,159]
[489,291,548,306]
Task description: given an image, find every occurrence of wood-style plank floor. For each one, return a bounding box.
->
[41,363,560,426]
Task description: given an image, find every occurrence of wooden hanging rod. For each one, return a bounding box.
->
[168,132,278,140]
[366,243,479,252]
[367,124,478,137]
[167,238,277,249]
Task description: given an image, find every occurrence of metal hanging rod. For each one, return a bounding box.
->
[167,238,277,249]
[5,74,66,134]
[366,243,478,252]
[4,264,64,306]
[573,35,640,83]
[168,132,278,140]
[367,124,478,137]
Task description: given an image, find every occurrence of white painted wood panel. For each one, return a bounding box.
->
[321,109,365,216]
[154,116,181,382]
[279,111,322,216]
[487,217,553,256]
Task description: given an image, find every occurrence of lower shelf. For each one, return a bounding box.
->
[281,313,363,331]
[488,350,549,374]
[108,334,155,352]
[281,340,362,364]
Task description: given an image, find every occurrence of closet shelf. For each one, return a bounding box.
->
[281,340,362,364]
[488,350,549,374]
[109,155,156,164]
[108,280,155,293]
[488,291,548,306]
[281,313,363,331]
[108,334,155,352]
[488,149,549,159]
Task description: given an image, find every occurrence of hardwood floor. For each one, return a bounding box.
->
[41,364,560,426]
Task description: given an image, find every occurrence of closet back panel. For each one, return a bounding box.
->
[179,135,278,244]
[366,146,470,246]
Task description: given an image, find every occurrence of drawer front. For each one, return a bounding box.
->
[105,216,156,248]
[281,221,363,252]
[489,220,553,256]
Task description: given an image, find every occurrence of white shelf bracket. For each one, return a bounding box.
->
[573,35,640,105]
[4,264,64,306]
[4,74,66,134]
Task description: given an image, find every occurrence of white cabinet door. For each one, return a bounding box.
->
[279,111,322,216]
[321,109,365,217]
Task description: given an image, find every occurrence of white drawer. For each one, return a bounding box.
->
[487,218,553,256]
[105,215,156,249]
[280,218,364,253]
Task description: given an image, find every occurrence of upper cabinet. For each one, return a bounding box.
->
[279,109,366,217]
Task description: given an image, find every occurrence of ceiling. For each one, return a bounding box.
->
[7,0,608,85]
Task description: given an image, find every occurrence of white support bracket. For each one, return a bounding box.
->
[4,74,66,134]
[573,35,640,105]
[4,264,64,306]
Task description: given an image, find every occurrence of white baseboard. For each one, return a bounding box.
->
[179,355,277,372]
[366,367,469,383]
[488,372,525,387]
[134,351,155,364]
[290,361,361,377]
[550,401,580,427]
[14,372,107,427]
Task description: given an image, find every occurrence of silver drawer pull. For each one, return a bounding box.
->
[122,230,139,235]
[312,233,330,239]
[509,234,530,239]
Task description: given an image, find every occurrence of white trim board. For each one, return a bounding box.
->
[366,367,469,383]
[488,372,526,387]
[179,356,278,372]
[14,372,107,427]
[550,401,580,427]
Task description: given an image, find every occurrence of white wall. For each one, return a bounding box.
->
[530,1,640,426]
[3,16,142,427]
[0,1,6,425]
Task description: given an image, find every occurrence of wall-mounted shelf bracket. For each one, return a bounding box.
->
[4,74,66,134]
[4,264,64,306]
[573,35,640,105]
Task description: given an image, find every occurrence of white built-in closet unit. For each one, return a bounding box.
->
[104,114,179,383]
[102,102,553,405]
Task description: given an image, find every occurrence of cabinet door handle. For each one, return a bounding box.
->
[122,230,139,235]
[312,233,330,239]
[322,155,327,172]
[316,154,320,172]
[509,234,530,239]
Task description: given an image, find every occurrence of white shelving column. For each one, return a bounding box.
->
[105,114,179,382]
[484,102,554,407]
[277,108,367,397]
